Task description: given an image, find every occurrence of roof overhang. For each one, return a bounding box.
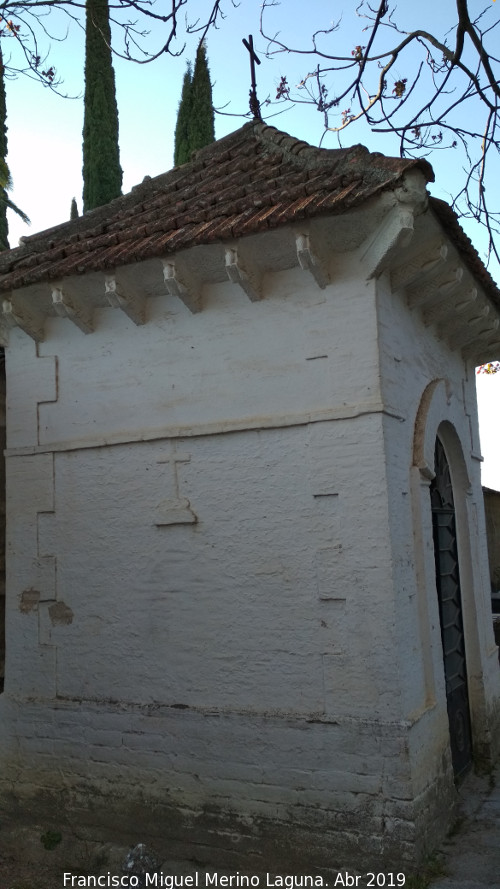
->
[0,169,498,366]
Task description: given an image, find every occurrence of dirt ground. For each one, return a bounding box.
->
[0,838,163,889]
[1,850,66,889]
[0,835,123,889]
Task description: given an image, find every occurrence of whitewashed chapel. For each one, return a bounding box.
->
[0,122,499,872]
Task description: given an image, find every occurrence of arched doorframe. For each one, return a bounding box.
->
[430,434,473,778]
[412,379,486,772]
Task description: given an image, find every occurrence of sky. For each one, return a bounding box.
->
[3,0,500,488]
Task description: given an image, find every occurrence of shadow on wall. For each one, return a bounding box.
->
[483,487,500,609]
[483,486,500,662]
[0,348,4,692]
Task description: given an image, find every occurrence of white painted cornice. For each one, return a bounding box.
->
[1,193,499,366]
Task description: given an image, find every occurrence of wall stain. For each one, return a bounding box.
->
[48,601,74,626]
[19,588,40,614]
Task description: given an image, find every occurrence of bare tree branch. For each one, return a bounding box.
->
[0,0,228,88]
[260,0,500,266]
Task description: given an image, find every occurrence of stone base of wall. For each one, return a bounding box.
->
[0,784,454,879]
[0,696,461,876]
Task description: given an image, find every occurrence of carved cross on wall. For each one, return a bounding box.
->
[155,452,197,526]
[242,35,262,120]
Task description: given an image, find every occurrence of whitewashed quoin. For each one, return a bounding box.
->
[0,122,499,873]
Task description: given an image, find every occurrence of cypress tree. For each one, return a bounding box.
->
[0,46,29,251]
[173,43,214,167]
[173,63,193,167]
[82,0,122,212]
[70,197,79,220]
[0,47,9,251]
[189,42,215,153]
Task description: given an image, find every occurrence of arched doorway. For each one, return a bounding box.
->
[430,436,473,780]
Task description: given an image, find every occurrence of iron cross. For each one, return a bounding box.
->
[242,35,262,120]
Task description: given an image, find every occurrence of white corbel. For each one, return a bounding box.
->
[408,267,464,310]
[52,286,94,334]
[105,275,146,325]
[446,302,495,336]
[424,285,478,327]
[447,315,499,351]
[391,242,449,292]
[453,287,479,314]
[462,335,500,362]
[162,261,201,313]
[360,205,415,279]
[296,234,329,289]
[2,298,45,342]
[225,247,261,301]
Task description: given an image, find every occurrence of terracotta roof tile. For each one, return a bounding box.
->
[187,218,235,245]
[1,119,493,305]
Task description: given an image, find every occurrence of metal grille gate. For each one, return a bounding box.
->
[430,437,473,780]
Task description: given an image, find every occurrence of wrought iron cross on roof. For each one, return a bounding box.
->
[242,35,262,120]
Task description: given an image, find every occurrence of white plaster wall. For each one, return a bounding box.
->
[5,416,401,720]
[6,264,381,452]
[375,270,500,784]
[0,249,473,867]
[3,260,401,718]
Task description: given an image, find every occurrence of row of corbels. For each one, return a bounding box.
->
[0,233,330,343]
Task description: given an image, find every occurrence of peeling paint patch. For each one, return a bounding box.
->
[19,588,40,613]
[48,601,74,626]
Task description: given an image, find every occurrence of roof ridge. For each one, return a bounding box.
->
[185,120,257,165]
[252,121,365,168]
[252,122,437,189]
